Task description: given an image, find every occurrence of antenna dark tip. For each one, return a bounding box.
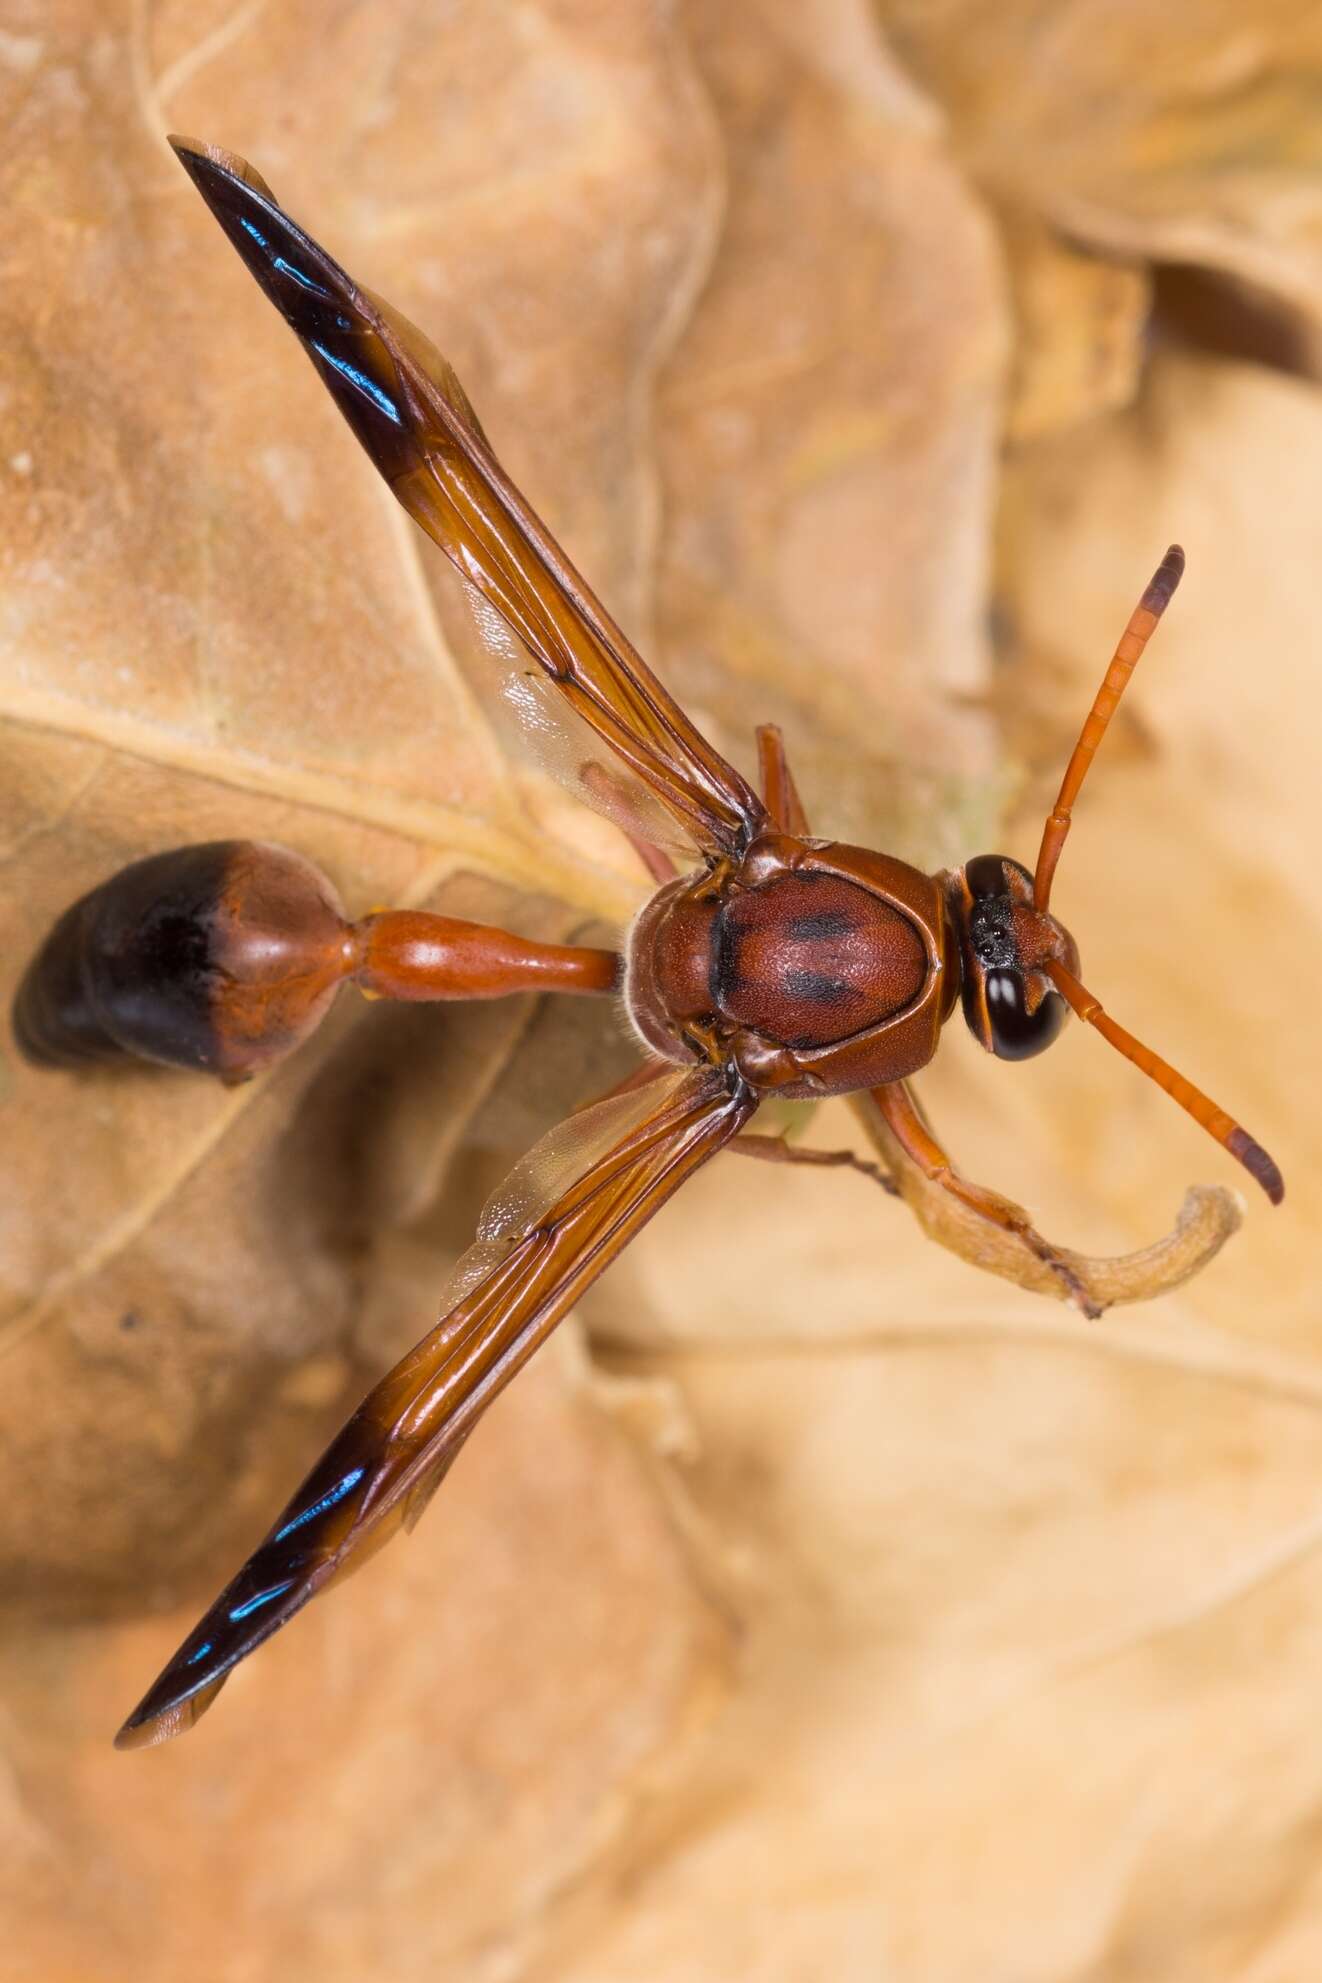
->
[1140,544,1185,617]
[1226,1127,1285,1206]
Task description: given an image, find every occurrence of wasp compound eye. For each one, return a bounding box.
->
[983,967,1069,1061]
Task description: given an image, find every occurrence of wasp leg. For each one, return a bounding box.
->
[868,1079,1101,1316]
[576,761,680,883]
[755,725,810,836]
[728,1131,896,1195]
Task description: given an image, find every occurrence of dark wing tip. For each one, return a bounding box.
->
[167,133,365,365]
[168,134,278,205]
[1226,1126,1285,1206]
[112,1439,380,1752]
[114,1670,230,1751]
[167,133,235,201]
[1140,544,1186,617]
[167,137,296,271]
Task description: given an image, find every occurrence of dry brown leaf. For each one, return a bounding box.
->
[563,346,1314,1982]
[879,0,1322,333]
[655,0,1007,835]
[997,207,1150,442]
[0,3,1312,1981]
[0,4,735,1972]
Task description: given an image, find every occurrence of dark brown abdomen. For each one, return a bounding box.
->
[12,841,349,1079]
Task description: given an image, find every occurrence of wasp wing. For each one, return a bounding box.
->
[115,1064,754,1748]
[170,137,765,861]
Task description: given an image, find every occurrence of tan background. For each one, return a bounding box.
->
[1,2,1317,1978]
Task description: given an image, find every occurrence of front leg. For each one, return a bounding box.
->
[866,1079,1102,1316]
[728,1091,1095,1314]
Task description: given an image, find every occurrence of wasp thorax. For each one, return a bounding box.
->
[947,853,1078,1061]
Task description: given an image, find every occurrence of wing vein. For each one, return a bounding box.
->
[116,1064,756,1747]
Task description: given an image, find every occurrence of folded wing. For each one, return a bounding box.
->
[170,136,766,861]
[116,1063,755,1748]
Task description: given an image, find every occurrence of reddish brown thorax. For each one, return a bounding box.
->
[625,830,959,1098]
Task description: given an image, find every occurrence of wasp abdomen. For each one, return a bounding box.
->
[12,841,351,1079]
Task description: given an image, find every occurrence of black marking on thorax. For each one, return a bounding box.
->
[786,910,853,944]
[783,967,850,1004]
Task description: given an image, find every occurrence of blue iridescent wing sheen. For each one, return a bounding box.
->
[169,136,766,862]
[115,1063,755,1748]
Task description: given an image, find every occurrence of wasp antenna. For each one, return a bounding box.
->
[1033,545,1185,912]
[1046,959,1283,1204]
